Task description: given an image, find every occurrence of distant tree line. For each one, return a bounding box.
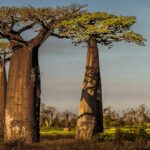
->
[104,104,150,129]
[40,103,77,129]
[40,103,150,130]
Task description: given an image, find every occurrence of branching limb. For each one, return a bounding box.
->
[17,22,36,34]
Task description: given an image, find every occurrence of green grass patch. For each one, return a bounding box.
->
[40,126,150,141]
[40,128,75,136]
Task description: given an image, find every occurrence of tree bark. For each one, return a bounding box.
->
[76,36,103,139]
[4,45,41,143]
[32,46,41,142]
[4,46,35,143]
[0,63,7,138]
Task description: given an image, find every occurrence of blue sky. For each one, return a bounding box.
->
[1,0,150,113]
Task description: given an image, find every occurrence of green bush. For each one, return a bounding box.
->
[94,133,115,142]
[135,125,150,140]
[95,125,150,142]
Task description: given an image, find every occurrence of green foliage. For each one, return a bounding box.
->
[0,4,85,25]
[95,133,115,142]
[135,125,149,140]
[0,4,85,47]
[95,126,150,142]
[40,126,150,142]
[40,128,75,136]
[0,41,11,64]
[123,31,145,45]
[56,12,145,47]
[0,41,10,49]
[0,5,145,49]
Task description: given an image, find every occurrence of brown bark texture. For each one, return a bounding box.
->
[0,63,7,138]
[4,46,35,143]
[76,36,103,139]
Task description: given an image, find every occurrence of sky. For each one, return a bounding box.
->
[1,0,150,113]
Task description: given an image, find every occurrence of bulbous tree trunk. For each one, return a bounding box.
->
[4,46,35,143]
[76,36,103,139]
[0,63,7,138]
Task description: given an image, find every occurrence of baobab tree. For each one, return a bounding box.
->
[54,12,145,139]
[0,42,11,138]
[0,5,85,143]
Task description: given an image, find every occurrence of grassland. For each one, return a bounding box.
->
[0,127,150,150]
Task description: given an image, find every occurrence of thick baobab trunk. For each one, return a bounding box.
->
[0,63,7,138]
[32,46,41,142]
[4,46,35,143]
[76,36,103,139]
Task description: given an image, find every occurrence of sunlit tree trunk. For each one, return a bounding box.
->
[4,46,35,143]
[76,36,103,139]
[0,63,7,138]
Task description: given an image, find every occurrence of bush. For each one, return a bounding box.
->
[94,133,115,142]
[95,126,150,142]
[135,125,150,140]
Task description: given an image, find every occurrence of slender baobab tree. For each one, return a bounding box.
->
[54,12,145,139]
[0,5,85,143]
[0,42,11,138]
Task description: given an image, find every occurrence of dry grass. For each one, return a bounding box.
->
[0,136,150,150]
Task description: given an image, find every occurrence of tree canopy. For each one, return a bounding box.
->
[0,4,86,49]
[54,12,145,47]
